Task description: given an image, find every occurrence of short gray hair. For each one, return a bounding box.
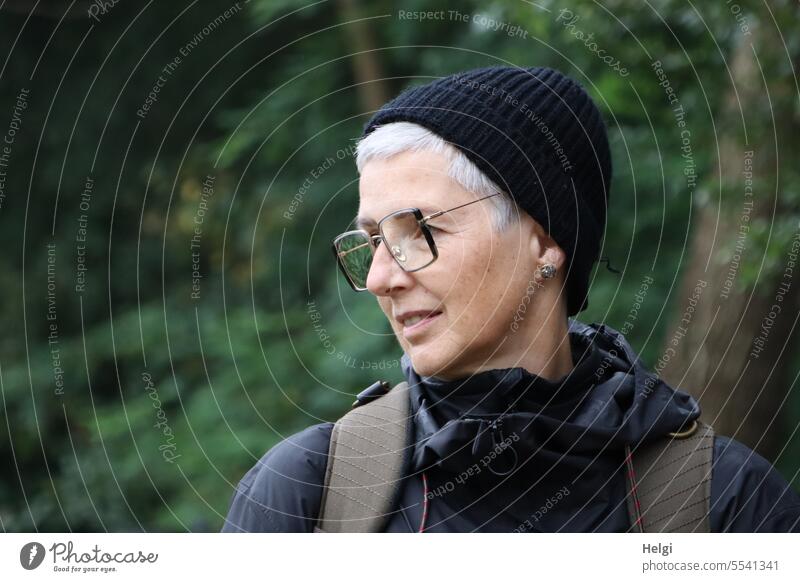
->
[355,121,519,231]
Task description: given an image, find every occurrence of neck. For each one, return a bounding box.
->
[518,314,575,382]
[439,310,573,383]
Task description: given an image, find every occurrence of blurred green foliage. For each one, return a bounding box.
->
[0,0,797,531]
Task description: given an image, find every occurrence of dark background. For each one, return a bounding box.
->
[1,0,798,531]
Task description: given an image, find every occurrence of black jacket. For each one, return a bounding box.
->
[222,320,800,532]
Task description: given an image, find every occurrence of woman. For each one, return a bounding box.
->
[223,66,800,532]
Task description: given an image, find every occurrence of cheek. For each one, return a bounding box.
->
[464,260,527,320]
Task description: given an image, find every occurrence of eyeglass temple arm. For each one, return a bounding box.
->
[420,192,500,222]
[336,235,381,258]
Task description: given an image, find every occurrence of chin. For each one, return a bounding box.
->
[405,345,463,379]
[404,348,442,377]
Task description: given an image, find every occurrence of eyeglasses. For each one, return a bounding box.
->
[332,193,500,291]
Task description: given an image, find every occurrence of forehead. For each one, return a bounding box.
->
[356,150,472,225]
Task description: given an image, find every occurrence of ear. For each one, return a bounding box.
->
[540,244,567,275]
[528,218,566,271]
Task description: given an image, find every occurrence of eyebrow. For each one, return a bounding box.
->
[354,215,378,230]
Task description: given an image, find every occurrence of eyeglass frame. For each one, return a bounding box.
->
[331,192,501,292]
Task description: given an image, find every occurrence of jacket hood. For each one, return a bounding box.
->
[401,319,701,475]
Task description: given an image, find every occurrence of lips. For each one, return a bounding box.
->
[395,310,443,340]
[403,314,433,326]
[395,310,443,328]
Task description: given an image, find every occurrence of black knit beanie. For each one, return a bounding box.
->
[361,65,613,316]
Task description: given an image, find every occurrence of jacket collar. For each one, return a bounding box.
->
[400,319,701,474]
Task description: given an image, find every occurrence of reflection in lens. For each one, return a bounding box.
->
[381,211,433,271]
[336,233,372,288]
[391,245,406,262]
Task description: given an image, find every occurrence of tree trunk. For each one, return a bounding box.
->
[662,13,800,462]
[335,0,389,114]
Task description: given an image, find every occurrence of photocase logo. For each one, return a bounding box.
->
[20,542,46,570]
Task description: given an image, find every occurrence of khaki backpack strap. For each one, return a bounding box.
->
[315,381,411,533]
[625,420,714,533]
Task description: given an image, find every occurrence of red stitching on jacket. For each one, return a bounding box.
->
[420,473,430,533]
[625,445,644,532]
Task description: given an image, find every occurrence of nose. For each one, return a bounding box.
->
[366,239,414,296]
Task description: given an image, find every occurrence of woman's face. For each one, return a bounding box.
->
[358,150,551,380]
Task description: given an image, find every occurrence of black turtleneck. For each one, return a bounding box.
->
[416,332,604,421]
[405,331,610,476]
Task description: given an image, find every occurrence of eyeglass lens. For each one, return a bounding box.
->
[335,210,434,289]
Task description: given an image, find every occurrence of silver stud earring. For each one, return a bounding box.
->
[539,263,557,279]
